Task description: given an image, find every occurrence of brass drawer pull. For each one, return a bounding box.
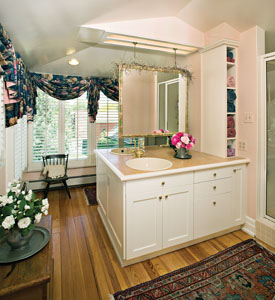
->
[213,173,217,177]
[213,201,216,206]
[159,196,162,200]
[161,181,165,186]
[234,169,237,173]
[213,186,216,190]
[165,195,168,199]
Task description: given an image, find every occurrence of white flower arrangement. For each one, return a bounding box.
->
[0,180,49,238]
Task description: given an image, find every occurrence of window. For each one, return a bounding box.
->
[31,89,89,167]
[96,92,119,148]
[14,116,27,180]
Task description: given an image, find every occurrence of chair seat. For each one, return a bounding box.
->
[42,154,71,199]
[44,175,69,183]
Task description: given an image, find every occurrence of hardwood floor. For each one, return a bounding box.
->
[42,187,272,300]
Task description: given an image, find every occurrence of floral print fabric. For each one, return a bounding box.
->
[32,73,118,123]
[0,22,118,127]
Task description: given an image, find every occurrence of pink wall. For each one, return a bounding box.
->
[238,26,265,219]
[205,23,240,46]
[184,52,201,151]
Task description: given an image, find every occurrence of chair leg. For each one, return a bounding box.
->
[63,180,71,198]
[44,182,50,199]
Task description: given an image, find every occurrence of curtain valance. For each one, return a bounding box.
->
[31,73,119,123]
[0,23,118,127]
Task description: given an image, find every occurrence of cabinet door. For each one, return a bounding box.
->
[232,166,244,225]
[126,191,162,259]
[194,178,232,239]
[96,157,108,217]
[163,185,193,248]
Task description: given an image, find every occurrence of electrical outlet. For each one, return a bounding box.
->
[244,112,254,123]
[238,141,247,151]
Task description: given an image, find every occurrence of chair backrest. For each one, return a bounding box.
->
[42,154,69,176]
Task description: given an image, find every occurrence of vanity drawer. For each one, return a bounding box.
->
[194,167,233,183]
[126,172,193,195]
[194,177,232,198]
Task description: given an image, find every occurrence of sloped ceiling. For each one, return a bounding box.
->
[0,0,274,77]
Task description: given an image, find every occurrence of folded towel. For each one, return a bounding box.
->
[227,128,236,138]
[227,116,235,128]
[227,89,237,102]
[227,102,235,112]
[227,51,233,59]
[227,75,235,87]
[227,148,235,157]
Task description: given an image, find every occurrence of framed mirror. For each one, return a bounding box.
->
[118,64,189,138]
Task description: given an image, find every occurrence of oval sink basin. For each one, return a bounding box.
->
[126,157,172,171]
[110,148,134,156]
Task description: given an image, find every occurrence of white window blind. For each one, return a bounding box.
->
[0,77,4,167]
[64,94,88,160]
[14,119,22,180]
[21,115,27,171]
[32,89,59,161]
[96,92,119,148]
[31,89,89,163]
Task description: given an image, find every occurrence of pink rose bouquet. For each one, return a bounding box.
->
[171,132,195,150]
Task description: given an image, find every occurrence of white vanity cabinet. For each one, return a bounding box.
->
[125,173,193,259]
[194,165,245,239]
[95,149,248,266]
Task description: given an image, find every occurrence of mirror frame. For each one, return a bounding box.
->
[118,63,190,138]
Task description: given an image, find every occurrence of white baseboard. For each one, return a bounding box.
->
[28,175,96,191]
[241,216,256,237]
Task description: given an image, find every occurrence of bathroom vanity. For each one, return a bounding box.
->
[95,147,249,266]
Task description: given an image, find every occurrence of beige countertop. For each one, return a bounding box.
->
[95,146,249,181]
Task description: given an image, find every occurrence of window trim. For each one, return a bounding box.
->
[27,93,96,172]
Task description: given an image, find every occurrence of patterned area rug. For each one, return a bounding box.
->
[83,185,97,206]
[112,239,275,300]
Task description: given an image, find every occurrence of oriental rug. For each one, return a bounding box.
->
[111,239,275,300]
[83,185,97,206]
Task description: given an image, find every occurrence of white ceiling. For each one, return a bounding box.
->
[0,0,274,77]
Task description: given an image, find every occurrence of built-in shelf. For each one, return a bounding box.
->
[201,41,238,158]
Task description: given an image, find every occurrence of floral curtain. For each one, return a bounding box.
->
[31,73,119,123]
[4,54,37,126]
[0,24,15,76]
[88,78,119,123]
[1,23,37,127]
[1,23,118,126]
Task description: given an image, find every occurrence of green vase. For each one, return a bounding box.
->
[7,227,34,249]
[174,147,192,159]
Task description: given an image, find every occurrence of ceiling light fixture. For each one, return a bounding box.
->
[104,39,190,55]
[66,48,76,56]
[104,33,198,55]
[68,58,79,66]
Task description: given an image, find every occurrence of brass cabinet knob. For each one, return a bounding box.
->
[213,173,217,177]
[213,201,216,206]
[213,186,216,190]
[159,196,162,200]
[165,195,168,199]
[233,169,237,173]
[161,181,165,185]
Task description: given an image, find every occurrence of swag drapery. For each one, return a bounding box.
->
[31,73,119,123]
[0,22,119,127]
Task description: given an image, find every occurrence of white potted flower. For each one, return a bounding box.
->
[0,181,49,249]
